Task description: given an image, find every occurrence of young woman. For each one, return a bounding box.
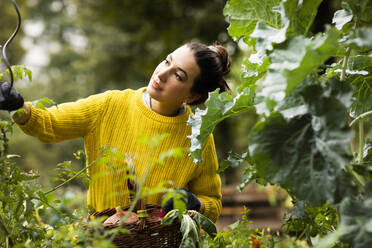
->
[0,42,231,222]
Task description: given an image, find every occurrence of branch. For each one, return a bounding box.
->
[44,161,95,195]
[349,110,372,127]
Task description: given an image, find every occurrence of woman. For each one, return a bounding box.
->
[0,42,231,222]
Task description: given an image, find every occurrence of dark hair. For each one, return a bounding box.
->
[186,42,231,105]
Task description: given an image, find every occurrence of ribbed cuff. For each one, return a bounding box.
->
[16,102,39,135]
[198,196,217,223]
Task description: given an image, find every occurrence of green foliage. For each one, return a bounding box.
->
[249,78,357,205]
[0,120,53,246]
[201,209,284,248]
[0,64,32,82]
[284,202,339,240]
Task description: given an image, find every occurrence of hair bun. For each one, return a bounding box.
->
[212,44,231,77]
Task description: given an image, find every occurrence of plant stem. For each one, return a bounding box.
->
[44,161,96,195]
[345,164,365,192]
[306,224,313,247]
[0,215,13,247]
[358,119,364,163]
[340,47,351,81]
[119,150,156,225]
[349,110,372,127]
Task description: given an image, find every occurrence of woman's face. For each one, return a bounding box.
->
[147,45,200,107]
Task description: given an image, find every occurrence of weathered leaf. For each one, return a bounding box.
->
[179,214,199,248]
[256,26,339,112]
[223,0,281,41]
[340,183,372,248]
[188,87,255,162]
[248,78,357,205]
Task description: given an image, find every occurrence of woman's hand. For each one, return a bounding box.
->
[162,187,203,214]
[0,81,24,111]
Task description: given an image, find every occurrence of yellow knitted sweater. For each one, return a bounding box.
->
[17,88,222,222]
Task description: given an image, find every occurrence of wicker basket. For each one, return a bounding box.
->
[87,204,182,248]
[85,164,184,247]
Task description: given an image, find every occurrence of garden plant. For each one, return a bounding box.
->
[1,0,372,247]
[189,0,372,247]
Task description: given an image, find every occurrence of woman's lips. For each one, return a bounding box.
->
[151,77,161,90]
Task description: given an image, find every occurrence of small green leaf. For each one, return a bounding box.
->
[228,220,240,230]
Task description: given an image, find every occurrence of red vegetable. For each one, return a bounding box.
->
[102,207,138,226]
[251,236,260,248]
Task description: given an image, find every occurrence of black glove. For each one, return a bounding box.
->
[0,81,24,111]
[162,188,201,214]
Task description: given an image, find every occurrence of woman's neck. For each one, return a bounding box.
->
[150,97,183,117]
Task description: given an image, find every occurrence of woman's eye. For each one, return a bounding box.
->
[175,73,182,81]
[164,59,169,65]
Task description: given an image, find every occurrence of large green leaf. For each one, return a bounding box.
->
[188,87,255,163]
[348,55,372,121]
[223,0,281,41]
[340,183,372,248]
[248,3,289,64]
[344,0,372,22]
[248,78,357,205]
[256,26,339,113]
[283,0,323,36]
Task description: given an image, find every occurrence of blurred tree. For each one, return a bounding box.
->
[25,0,232,100]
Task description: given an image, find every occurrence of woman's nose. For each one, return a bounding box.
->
[157,67,170,82]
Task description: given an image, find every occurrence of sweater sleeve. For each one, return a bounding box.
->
[188,135,222,223]
[16,91,112,143]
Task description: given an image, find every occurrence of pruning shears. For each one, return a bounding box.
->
[1,0,21,88]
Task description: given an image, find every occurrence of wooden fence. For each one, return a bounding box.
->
[216,183,287,231]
